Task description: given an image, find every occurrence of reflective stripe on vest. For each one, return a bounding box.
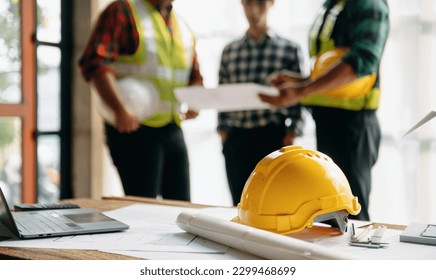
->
[112,0,194,126]
[306,0,379,110]
[309,0,346,57]
[301,88,380,110]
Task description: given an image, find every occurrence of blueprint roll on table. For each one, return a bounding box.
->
[176,211,356,260]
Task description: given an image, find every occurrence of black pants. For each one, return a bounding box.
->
[223,125,287,206]
[105,123,190,201]
[311,107,381,221]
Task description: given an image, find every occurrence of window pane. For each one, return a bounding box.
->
[37,135,60,203]
[36,0,61,43]
[0,0,21,104]
[0,117,22,206]
[37,46,61,131]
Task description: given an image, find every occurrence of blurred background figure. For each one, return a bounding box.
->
[79,0,203,201]
[260,0,390,221]
[218,0,306,206]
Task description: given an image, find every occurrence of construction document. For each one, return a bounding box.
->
[0,204,229,252]
[175,211,354,260]
[2,204,436,259]
[175,212,436,260]
[174,83,278,112]
[0,204,259,259]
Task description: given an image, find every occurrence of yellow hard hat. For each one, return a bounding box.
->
[310,47,376,99]
[232,145,361,234]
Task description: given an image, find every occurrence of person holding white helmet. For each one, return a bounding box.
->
[79,0,203,200]
[259,0,390,221]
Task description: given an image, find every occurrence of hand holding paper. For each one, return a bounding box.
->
[265,70,308,87]
[260,70,309,107]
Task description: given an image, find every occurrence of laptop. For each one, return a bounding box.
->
[0,187,129,239]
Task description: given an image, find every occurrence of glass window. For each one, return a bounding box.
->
[0,117,22,206]
[35,0,66,202]
[36,0,61,44]
[37,46,61,131]
[0,0,21,104]
[37,135,60,203]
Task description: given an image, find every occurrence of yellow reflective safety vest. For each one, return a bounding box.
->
[303,0,380,111]
[112,0,194,127]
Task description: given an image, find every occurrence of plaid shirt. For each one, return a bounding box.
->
[319,0,389,81]
[78,0,202,85]
[218,31,305,135]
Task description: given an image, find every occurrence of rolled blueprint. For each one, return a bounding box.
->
[176,211,356,260]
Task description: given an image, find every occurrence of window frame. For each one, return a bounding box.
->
[0,0,72,203]
[34,0,73,200]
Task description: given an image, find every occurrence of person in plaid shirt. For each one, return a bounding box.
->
[79,0,203,201]
[260,0,390,221]
[218,0,306,206]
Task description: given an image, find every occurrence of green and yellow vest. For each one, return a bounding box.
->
[303,0,380,111]
[112,0,194,126]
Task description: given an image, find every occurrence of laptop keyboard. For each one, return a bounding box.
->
[15,211,83,234]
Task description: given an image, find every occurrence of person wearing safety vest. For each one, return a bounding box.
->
[79,0,203,201]
[259,0,389,221]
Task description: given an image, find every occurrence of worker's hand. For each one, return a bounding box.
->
[268,72,305,87]
[114,108,140,133]
[282,131,297,146]
[183,108,199,120]
[259,84,304,107]
[262,71,309,107]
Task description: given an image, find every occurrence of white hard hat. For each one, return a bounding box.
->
[96,77,159,124]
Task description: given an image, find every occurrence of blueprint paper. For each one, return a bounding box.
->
[176,211,356,260]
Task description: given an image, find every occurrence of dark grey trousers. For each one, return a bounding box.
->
[105,123,190,201]
[311,106,381,221]
[223,125,287,206]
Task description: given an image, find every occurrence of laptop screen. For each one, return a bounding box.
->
[0,188,20,237]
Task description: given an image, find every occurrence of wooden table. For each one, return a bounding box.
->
[0,196,406,260]
[0,196,208,260]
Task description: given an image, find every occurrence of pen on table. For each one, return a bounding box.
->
[350,223,356,241]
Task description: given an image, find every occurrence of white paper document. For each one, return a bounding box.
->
[176,211,355,260]
[404,110,436,136]
[176,212,436,260]
[174,83,278,112]
[3,203,436,260]
[0,204,231,253]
